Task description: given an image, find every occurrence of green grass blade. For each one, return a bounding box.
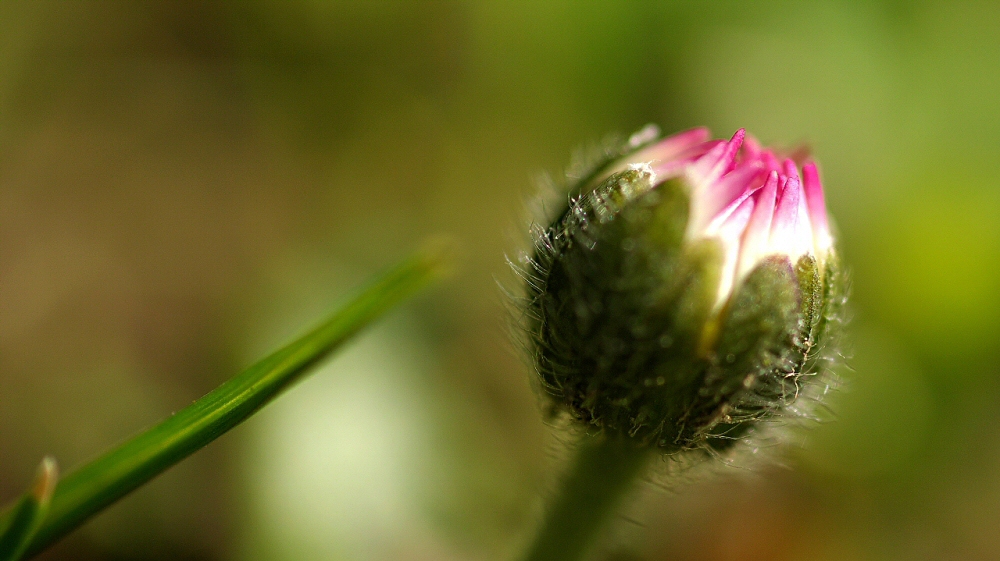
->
[0,458,58,561]
[0,246,449,559]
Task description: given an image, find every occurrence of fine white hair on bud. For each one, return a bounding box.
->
[516,126,846,454]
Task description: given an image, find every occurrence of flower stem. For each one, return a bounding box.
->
[521,434,652,561]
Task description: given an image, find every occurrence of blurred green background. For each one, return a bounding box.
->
[3,2,1000,560]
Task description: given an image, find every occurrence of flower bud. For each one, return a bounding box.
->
[521,127,845,453]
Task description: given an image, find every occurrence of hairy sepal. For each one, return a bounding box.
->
[530,170,735,451]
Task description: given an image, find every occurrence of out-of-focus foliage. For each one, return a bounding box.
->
[2,2,999,560]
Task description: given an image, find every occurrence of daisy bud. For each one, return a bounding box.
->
[522,127,845,453]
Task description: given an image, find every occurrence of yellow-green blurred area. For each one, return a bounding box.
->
[2,1,1000,560]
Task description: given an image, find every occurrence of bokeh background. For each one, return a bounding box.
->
[3,2,1000,560]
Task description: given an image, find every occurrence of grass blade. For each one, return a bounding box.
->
[0,245,449,558]
[0,458,58,561]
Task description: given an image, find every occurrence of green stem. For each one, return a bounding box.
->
[521,434,652,561]
[0,247,448,559]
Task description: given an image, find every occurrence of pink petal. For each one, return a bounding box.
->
[713,195,756,307]
[784,159,814,249]
[759,150,782,174]
[688,129,746,187]
[687,140,727,184]
[741,134,763,163]
[624,127,711,169]
[802,161,833,254]
[736,170,779,279]
[596,127,712,185]
[697,162,764,235]
[769,175,812,259]
[782,159,799,181]
[719,194,755,232]
[714,129,746,178]
[651,141,719,179]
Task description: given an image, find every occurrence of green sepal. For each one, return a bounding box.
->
[815,250,847,350]
[799,250,847,375]
[529,171,735,450]
[696,256,801,447]
[796,254,823,336]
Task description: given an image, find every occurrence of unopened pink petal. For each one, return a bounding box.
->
[627,127,712,166]
[713,196,756,308]
[759,150,782,174]
[675,128,835,304]
[782,159,799,181]
[687,140,727,185]
[736,171,778,278]
[688,129,745,187]
[784,159,813,250]
[769,176,811,259]
[741,134,762,162]
[651,141,719,178]
[697,162,764,235]
[655,127,711,158]
[802,161,832,254]
[713,129,746,179]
